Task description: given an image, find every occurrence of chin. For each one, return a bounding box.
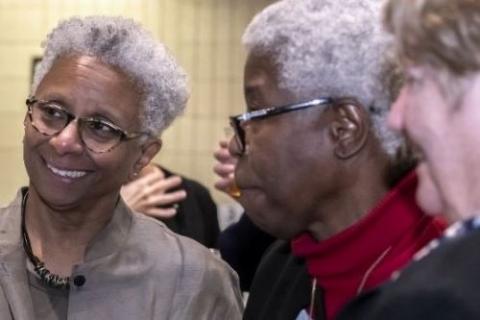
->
[34,188,83,211]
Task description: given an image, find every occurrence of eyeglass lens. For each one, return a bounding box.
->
[29,100,123,153]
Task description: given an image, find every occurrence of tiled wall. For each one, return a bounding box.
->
[0,0,274,205]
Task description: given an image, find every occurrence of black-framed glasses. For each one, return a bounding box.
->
[26,97,148,153]
[229,97,334,154]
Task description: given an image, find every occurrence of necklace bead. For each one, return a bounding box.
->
[21,191,71,290]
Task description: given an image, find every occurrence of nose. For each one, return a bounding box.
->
[48,120,84,155]
[387,86,407,131]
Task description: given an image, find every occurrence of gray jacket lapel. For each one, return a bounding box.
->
[0,247,35,320]
[0,189,34,320]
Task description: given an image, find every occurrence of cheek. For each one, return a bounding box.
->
[23,129,46,164]
[246,124,284,171]
[93,147,137,181]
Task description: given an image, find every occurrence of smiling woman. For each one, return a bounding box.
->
[24,55,148,209]
[0,16,242,320]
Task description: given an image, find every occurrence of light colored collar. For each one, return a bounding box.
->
[0,187,133,263]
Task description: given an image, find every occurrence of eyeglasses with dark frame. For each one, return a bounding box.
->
[26,97,148,153]
[229,97,334,154]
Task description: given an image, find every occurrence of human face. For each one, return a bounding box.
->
[230,54,340,239]
[24,55,160,211]
[388,65,480,220]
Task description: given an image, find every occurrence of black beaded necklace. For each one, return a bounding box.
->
[21,191,70,289]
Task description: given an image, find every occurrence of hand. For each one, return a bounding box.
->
[213,140,240,198]
[121,165,187,219]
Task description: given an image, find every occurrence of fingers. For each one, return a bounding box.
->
[213,140,240,196]
[219,139,229,148]
[214,140,237,165]
[213,162,236,191]
[214,177,235,193]
[143,207,178,219]
[137,169,164,188]
[121,169,164,205]
[123,189,185,216]
[146,175,183,195]
[213,163,235,177]
[121,182,146,206]
[122,168,186,215]
[144,189,187,207]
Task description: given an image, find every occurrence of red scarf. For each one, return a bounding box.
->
[291,171,446,320]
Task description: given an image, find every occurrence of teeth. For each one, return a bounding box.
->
[47,164,87,179]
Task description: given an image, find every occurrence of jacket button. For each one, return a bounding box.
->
[73,275,86,287]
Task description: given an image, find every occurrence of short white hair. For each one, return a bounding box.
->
[32,16,189,136]
[243,0,403,156]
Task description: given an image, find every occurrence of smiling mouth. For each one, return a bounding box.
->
[47,163,88,179]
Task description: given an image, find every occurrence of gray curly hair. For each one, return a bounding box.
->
[243,0,403,156]
[31,16,189,136]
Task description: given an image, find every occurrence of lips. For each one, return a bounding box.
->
[46,163,88,179]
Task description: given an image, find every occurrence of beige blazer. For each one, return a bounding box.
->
[0,189,243,320]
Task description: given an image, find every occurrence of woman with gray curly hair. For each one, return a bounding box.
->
[0,16,242,319]
[226,0,446,319]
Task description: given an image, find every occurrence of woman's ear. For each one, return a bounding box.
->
[329,103,368,159]
[131,138,162,180]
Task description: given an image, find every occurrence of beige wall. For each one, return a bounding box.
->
[0,0,274,205]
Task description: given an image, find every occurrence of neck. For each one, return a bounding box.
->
[291,170,445,320]
[308,152,390,241]
[308,184,388,241]
[24,187,117,276]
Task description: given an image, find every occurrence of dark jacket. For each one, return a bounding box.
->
[218,214,275,291]
[243,172,445,320]
[337,227,480,320]
[158,166,219,248]
[243,240,325,320]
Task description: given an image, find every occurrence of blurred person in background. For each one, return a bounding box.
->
[338,0,480,319]
[122,162,220,248]
[0,16,242,319]
[228,0,447,319]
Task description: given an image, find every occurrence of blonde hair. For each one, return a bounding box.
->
[385,0,480,77]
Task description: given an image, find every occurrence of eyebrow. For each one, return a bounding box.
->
[36,96,124,127]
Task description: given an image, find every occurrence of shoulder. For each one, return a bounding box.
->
[401,228,480,283]
[256,239,300,270]
[245,240,312,319]
[396,228,480,301]
[250,239,308,293]
[130,212,239,285]
[126,213,243,317]
[0,190,23,248]
[128,211,209,256]
[0,190,22,219]
[0,200,20,225]
[340,283,478,320]
[340,229,480,320]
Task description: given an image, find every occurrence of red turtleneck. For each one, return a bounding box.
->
[291,171,446,320]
